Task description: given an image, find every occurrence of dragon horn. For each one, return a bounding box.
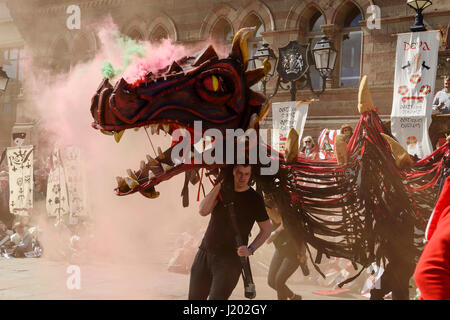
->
[229,27,256,71]
[284,129,299,163]
[245,59,271,87]
[358,75,374,114]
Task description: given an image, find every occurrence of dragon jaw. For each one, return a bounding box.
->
[89,27,271,199]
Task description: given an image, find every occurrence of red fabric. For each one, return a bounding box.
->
[425,177,450,241]
[414,206,450,300]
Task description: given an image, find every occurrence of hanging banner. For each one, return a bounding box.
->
[271,101,309,153]
[46,148,70,219]
[391,30,440,158]
[7,145,33,216]
[60,146,88,220]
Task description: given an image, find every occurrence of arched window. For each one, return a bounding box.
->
[211,18,233,44]
[127,28,144,42]
[52,39,71,73]
[304,7,326,89]
[150,25,169,43]
[337,2,363,87]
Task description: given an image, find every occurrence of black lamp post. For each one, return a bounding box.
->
[407,0,433,32]
[254,36,337,100]
[0,67,9,93]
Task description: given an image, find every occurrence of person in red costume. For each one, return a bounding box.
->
[414,169,450,300]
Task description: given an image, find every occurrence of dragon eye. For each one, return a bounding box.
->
[203,75,223,92]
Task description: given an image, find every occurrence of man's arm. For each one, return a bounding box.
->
[237,219,272,257]
[198,182,221,216]
[432,93,443,110]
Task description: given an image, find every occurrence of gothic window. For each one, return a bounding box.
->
[127,29,144,42]
[211,18,233,44]
[2,48,25,82]
[150,25,169,43]
[305,7,326,89]
[338,2,363,87]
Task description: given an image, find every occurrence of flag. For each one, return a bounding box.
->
[318,129,340,160]
[46,146,87,223]
[271,101,309,154]
[6,146,34,216]
[391,30,440,158]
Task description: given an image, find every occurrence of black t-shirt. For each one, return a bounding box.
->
[200,187,269,254]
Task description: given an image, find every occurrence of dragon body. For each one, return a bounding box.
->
[90,28,449,283]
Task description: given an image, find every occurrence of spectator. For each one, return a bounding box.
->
[9,222,33,258]
[432,75,450,114]
[299,136,319,160]
[0,220,13,252]
[340,124,353,143]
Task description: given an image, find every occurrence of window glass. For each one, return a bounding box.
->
[310,13,324,32]
[340,31,361,87]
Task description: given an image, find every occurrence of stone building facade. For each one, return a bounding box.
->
[4,0,450,147]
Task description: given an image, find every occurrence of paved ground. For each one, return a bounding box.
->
[0,251,368,300]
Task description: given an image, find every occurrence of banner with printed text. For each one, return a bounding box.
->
[391,30,440,158]
[271,101,309,154]
[7,145,33,216]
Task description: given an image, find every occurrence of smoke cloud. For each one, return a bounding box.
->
[23,17,221,299]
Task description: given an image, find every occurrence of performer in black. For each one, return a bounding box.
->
[188,164,271,300]
[265,193,308,300]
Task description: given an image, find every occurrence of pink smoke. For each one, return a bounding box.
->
[22,18,220,299]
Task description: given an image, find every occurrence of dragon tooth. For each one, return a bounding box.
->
[134,127,140,132]
[124,176,139,189]
[116,176,129,192]
[150,124,157,135]
[161,163,173,172]
[148,170,156,180]
[162,124,170,133]
[101,130,114,136]
[126,169,138,181]
[113,130,125,143]
[140,160,146,171]
[157,147,165,159]
[146,154,159,166]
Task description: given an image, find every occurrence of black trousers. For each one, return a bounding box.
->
[188,248,242,300]
[369,260,414,300]
[267,247,300,300]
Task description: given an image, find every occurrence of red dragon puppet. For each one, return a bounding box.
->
[90,27,449,291]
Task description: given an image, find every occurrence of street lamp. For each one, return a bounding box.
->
[407,0,433,32]
[254,36,337,100]
[253,43,277,96]
[312,36,338,79]
[0,67,9,93]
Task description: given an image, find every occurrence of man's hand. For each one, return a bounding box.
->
[237,245,252,257]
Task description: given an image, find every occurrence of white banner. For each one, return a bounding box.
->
[391,30,440,158]
[7,146,33,215]
[46,146,87,222]
[46,148,70,219]
[271,101,309,153]
[60,146,87,218]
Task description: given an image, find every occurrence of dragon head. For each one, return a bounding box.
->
[90,27,272,200]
